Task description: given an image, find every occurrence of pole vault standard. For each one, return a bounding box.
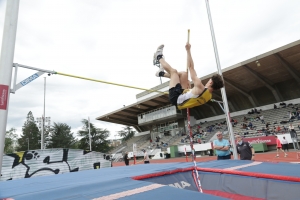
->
[186,30,203,193]
[0,0,20,177]
[205,0,238,159]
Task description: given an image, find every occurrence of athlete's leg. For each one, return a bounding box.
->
[177,71,189,89]
[159,58,180,88]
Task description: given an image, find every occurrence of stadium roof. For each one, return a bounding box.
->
[96,39,300,131]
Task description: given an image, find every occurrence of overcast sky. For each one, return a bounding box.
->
[1,0,300,140]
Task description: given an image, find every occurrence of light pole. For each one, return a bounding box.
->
[37,116,50,149]
[26,137,29,150]
[88,117,91,151]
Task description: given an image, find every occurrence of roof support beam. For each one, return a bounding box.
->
[224,77,257,107]
[213,92,236,112]
[203,104,217,116]
[250,91,260,106]
[150,99,167,104]
[114,114,137,121]
[121,110,139,116]
[134,125,142,132]
[158,95,170,101]
[274,53,300,84]
[192,107,205,119]
[106,116,137,126]
[139,103,157,109]
[243,65,281,102]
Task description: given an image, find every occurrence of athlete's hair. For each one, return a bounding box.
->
[211,74,224,90]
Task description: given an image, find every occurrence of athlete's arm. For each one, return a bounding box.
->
[186,43,205,94]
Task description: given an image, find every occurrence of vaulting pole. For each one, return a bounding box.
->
[0,0,20,176]
[205,0,238,159]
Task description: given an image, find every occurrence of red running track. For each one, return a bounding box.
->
[112,151,300,167]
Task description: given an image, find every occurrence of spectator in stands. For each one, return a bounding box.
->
[297,111,300,120]
[248,109,254,114]
[280,102,286,108]
[289,112,295,122]
[123,152,130,166]
[281,136,289,155]
[213,132,231,160]
[155,136,160,142]
[235,135,255,160]
[142,149,150,164]
[276,126,281,133]
[103,154,106,160]
[274,104,278,109]
[288,123,296,138]
[242,123,247,129]
[260,115,265,124]
[248,122,253,129]
[181,138,184,143]
[275,136,287,158]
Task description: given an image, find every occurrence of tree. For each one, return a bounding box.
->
[17,111,40,151]
[49,122,77,148]
[5,128,18,153]
[118,126,135,141]
[77,119,111,153]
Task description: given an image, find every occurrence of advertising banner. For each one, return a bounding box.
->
[0,85,9,110]
[243,135,277,145]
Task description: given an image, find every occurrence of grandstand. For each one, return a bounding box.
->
[99,39,300,156]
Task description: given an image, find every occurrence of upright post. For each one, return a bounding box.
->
[41,77,46,149]
[186,30,203,193]
[205,0,238,159]
[88,117,92,151]
[0,0,20,176]
[186,29,194,161]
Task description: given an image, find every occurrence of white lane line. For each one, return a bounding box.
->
[224,162,262,170]
[93,184,165,200]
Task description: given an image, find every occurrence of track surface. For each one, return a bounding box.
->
[112,150,300,167]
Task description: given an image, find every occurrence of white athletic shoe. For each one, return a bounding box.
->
[285,154,288,157]
[276,154,279,157]
[155,66,165,77]
[153,44,164,65]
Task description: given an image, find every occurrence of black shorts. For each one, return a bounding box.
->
[144,161,150,164]
[169,83,184,106]
[282,144,289,150]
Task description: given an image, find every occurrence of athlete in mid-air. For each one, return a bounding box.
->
[153,43,224,110]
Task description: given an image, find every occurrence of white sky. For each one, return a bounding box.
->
[1,0,300,140]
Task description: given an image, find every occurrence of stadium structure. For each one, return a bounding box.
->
[97,39,300,156]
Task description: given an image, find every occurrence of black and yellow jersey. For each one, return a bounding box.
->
[177,88,212,110]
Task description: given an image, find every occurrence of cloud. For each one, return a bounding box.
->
[1,0,300,141]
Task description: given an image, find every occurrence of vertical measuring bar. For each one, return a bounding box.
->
[0,0,20,176]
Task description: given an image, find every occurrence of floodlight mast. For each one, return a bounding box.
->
[0,0,20,176]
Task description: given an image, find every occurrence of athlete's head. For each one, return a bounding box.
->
[211,74,224,90]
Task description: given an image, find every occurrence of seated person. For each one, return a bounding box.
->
[248,122,253,128]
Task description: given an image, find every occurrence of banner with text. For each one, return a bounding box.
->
[243,136,277,146]
[0,85,9,110]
